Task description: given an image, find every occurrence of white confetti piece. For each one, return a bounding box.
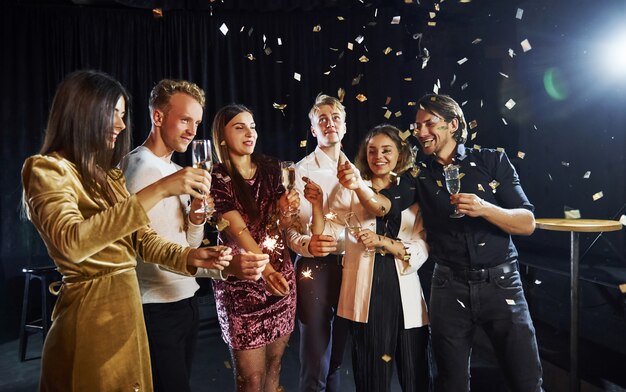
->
[391,15,401,24]
[583,171,591,179]
[592,191,604,201]
[508,48,516,58]
[355,35,364,44]
[472,38,482,44]
[517,151,525,159]
[564,209,581,219]
[219,23,229,35]
[499,72,509,78]
[294,72,301,81]
[456,299,466,308]
[619,215,626,225]
[521,39,532,52]
[516,8,524,20]
[506,299,516,305]
[457,57,468,65]
[505,99,516,109]
[277,37,282,46]
[534,280,542,285]
[502,118,508,125]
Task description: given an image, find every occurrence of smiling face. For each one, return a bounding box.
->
[367,133,400,180]
[414,108,458,160]
[108,95,126,149]
[153,92,203,154]
[310,104,346,149]
[223,111,257,158]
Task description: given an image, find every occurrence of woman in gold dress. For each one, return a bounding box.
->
[21,70,233,392]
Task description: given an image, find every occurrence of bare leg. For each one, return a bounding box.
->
[264,335,290,392]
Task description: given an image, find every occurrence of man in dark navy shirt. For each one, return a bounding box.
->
[337,94,543,391]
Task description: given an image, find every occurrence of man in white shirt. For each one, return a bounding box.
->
[287,94,351,392]
[121,79,268,392]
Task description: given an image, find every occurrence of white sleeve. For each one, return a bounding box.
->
[186,217,204,248]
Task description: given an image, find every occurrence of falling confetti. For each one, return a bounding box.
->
[517,151,525,159]
[505,99,516,110]
[391,16,401,24]
[384,110,392,119]
[520,39,532,52]
[399,130,411,141]
[469,120,478,129]
[215,218,230,231]
[224,361,232,369]
[312,25,322,32]
[564,209,581,219]
[506,299,516,305]
[499,72,509,78]
[477,184,485,192]
[619,215,626,226]
[592,191,604,201]
[394,111,402,118]
[338,88,346,101]
[356,94,368,102]
[359,55,369,63]
[472,38,482,44]
[535,280,542,285]
[489,180,500,190]
[294,72,301,81]
[152,8,163,18]
[456,299,466,308]
[272,103,287,110]
[583,171,591,179]
[457,57,468,65]
[381,354,392,362]
[219,23,229,36]
[347,42,354,51]
[245,54,256,61]
[383,47,393,55]
[300,140,307,148]
[508,48,516,58]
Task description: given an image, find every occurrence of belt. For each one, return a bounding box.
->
[435,261,517,282]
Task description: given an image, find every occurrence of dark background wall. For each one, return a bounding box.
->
[1,0,625,349]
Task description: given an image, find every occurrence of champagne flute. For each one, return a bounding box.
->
[280,161,297,216]
[443,164,464,218]
[191,140,214,215]
[344,212,374,254]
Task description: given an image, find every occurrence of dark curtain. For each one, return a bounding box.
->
[1,0,625,341]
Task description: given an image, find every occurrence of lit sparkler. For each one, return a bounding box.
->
[301,267,314,279]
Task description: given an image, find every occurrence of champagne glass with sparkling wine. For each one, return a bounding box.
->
[443,164,464,218]
[344,212,374,254]
[191,140,214,215]
[280,161,297,216]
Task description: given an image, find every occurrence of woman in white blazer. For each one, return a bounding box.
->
[338,125,430,392]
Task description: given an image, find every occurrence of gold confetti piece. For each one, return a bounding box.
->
[273,103,287,110]
[383,47,392,55]
[337,88,345,102]
[337,16,345,21]
[356,94,367,102]
[312,25,322,32]
[384,110,392,119]
[457,299,466,308]
[381,354,392,362]
[592,191,604,201]
[399,130,411,141]
[300,140,307,148]
[391,16,401,24]
[220,140,226,146]
[619,283,626,294]
[564,209,581,219]
[436,180,443,187]
[505,99,516,110]
[435,3,440,11]
[427,21,437,27]
[347,42,354,51]
[407,101,416,106]
[477,184,485,192]
[469,120,478,129]
[583,171,591,179]
[219,23,229,35]
[489,180,499,189]
[459,173,465,179]
[506,299,516,305]
[394,111,402,118]
[496,147,505,153]
[517,151,525,159]
[202,238,211,246]
[405,0,413,3]
[472,38,482,44]
[245,53,256,61]
[473,144,481,150]
[457,57,468,65]
[216,218,230,231]
[224,360,232,369]
[359,55,369,62]
[471,132,477,140]
[460,0,471,3]
[152,8,163,18]
[404,77,413,81]
[429,12,436,19]
[520,39,532,52]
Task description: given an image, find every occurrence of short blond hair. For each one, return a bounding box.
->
[308,93,346,125]
[149,79,205,113]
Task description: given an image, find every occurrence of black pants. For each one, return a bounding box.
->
[350,254,430,392]
[296,255,349,392]
[143,296,199,392]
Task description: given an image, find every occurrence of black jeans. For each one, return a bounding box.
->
[295,255,349,392]
[430,262,543,392]
[143,296,199,392]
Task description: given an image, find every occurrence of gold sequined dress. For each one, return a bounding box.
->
[22,153,194,392]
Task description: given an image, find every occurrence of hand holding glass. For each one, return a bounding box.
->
[344,212,374,254]
[443,164,464,218]
[191,140,215,216]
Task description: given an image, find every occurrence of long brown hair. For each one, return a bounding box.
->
[211,104,260,222]
[355,124,413,180]
[40,70,131,204]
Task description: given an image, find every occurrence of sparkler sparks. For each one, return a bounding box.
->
[301,267,314,279]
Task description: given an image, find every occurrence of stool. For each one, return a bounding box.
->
[18,265,59,362]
